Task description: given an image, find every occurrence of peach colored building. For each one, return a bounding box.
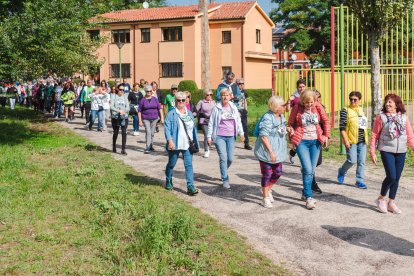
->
[90,1,275,89]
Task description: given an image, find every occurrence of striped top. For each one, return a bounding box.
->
[339,108,365,143]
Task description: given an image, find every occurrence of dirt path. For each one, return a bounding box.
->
[60,116,414,276]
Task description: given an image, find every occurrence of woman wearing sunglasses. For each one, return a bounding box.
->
[164,91,199,196]
[337,91,368,189]
[196,90,216,158]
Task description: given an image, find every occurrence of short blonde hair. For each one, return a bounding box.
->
[185,91,191,97]
[175,91,186,100]
[220,87,231,96]
[268,96,285,113]
[300,90,316,105]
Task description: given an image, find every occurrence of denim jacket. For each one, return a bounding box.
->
[164,109,199,151]
[254,112,287,164]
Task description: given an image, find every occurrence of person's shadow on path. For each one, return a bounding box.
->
[322,225,414,257]
[236,171,377,211]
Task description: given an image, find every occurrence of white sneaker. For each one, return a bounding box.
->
[223,180,230,189]
[136,131,140,136]
[306,197,317,209]
[133,131,139,136]
[268,189,275,203]
[262,197,273,208]
[203,150,210,158]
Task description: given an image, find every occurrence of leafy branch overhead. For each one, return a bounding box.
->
[270,0,340,66]
[345,0,414,44]
[0,0,165,80]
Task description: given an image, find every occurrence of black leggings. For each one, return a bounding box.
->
[112,118,128,151]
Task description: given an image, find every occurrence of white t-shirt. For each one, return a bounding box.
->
[176,109,194,150]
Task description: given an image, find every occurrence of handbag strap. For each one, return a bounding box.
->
[178,115,193,143]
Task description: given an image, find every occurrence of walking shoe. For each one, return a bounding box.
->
[144,148,150,154]
[149,145,155,151]
[187,185,199,196]
[306,197,317,210]
[262,197,273,208]
[337,170,345,184]
[244,144,252,150]
[133,131,139,136]
[203,150,210,158]
[387,201,402,214]
[112,148,117,153]
[165,179,173,190]
[268,189,275,203]
[121,150,127,156]
[223,180,230,189]
[301,194,307,201]
[355,182,367,189]
[312,182,323,194]
[289,154,294,164]
[65,118,69,123]
[375,198,388,213]
[88,126,92,131]
[97,128,103,132]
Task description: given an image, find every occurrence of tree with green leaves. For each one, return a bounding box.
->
[0,0,166,80]
[270,0,340,67]
[345,0,414,125]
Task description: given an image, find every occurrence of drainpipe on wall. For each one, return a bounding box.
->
[133,25,136,84]
[241,22,245,79]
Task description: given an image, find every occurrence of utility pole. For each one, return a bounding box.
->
[199,0,211,93]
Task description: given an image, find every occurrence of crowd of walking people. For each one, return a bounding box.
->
[1,72,413,213]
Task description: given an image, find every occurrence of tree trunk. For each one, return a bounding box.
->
[199,0,211,93]
[368,32,382,129]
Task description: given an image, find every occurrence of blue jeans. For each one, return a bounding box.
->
[89,109,103,130]
[214,136,235,181]
[54,100,62,117]
[338,142,367,183]
[132,114,139,132]
[165,149,194,187]
[296,139,321,198]
[380,151,406,199]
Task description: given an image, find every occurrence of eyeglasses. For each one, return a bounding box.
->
[206,94,212,96]
[238,83,244,85]
[176,99,185,103]
[350,98,359,102]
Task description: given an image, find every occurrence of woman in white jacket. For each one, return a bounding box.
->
[208,88,244,189]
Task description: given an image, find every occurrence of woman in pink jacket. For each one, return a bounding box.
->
[370,93,414,214]
[288,90,330,210]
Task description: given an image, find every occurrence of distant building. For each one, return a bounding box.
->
[89,1,275,89]
[272,27,311,70]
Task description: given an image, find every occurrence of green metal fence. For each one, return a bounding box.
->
[273,6,414,128]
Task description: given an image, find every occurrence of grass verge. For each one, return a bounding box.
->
[0,107,289,275]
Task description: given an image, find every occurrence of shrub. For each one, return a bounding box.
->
[108,80,116,88]
[178,80,198,94]
[246,89,272,105]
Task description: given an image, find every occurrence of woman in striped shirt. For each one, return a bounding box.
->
[337,91,368,189]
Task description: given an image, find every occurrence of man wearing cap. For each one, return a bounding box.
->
[164,84,178,113]
[236,78,252,150]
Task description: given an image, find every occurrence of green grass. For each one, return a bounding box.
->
[0,107,289,275]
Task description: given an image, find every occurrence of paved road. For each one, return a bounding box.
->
[59,115,414,276]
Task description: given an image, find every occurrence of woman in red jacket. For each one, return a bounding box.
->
[288,90,330,210]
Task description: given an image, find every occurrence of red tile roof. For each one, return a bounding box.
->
[209,2,256,21]
[92,2,256,24]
